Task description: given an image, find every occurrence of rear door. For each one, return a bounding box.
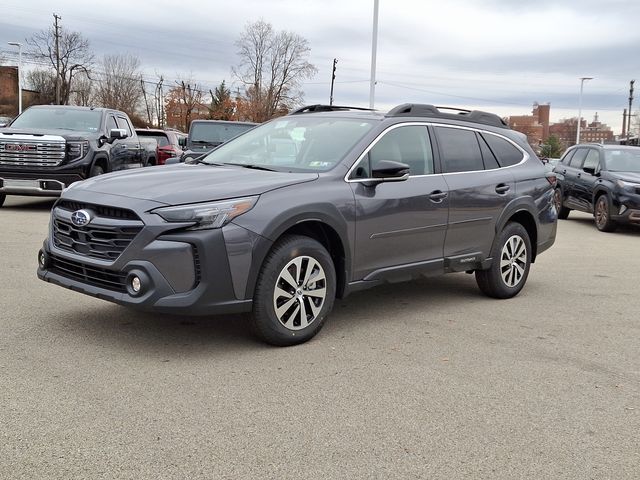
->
[434,126,518,264]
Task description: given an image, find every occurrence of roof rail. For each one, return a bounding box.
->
[291,104,376,114]
[386,103,509,129]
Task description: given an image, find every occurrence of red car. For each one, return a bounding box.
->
[136,128,187,165]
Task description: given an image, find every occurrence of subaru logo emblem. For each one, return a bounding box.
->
[71,209,91,227]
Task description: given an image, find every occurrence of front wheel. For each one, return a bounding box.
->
[594,194,617,232]
[476,222,532,299]
[252,235,336,346]
[90,164,105,177]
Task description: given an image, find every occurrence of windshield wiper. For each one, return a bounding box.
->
[224,162,276,172]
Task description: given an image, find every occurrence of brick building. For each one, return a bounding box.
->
[507,102,550,151]
[0,66,39,117]
[549,114,613,149]
[580,113,614,143]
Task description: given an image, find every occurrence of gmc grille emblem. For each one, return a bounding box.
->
[5,144,37,152]
[71,209,92,227]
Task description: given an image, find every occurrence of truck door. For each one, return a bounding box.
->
[116,115,141,168]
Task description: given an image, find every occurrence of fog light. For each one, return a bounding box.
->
[131,276,141,293]
[38,250,47,269]
[619,205,628,215]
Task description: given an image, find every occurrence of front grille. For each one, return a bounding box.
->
[48,254,127,293]
[52,205,144,261]
[193,245,202,285]
[56,200,139,221]
[0,138,65,166]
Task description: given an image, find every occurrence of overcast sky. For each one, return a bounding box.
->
[2,0,639,133]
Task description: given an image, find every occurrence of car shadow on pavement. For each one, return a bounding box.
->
[3,198,56,211]
[58,273,483,354]
[559,217,640,236]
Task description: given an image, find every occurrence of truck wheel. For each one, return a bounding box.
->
[252,235,336,346]
[554,188,570,219]
[90,165,105,177]
[594,194,617,232]
[475,222,531,299]
[0,194,5,208]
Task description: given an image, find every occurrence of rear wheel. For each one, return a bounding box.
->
[476,222,532,299]
[594,194,617,232]
[90,164,105,177]
[554,188,570,219]
[0,194,5,208]
[252,235,336,346]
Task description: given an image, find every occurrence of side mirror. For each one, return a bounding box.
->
[362,160,410,187]
[108,128,128,142]
[371,160,410,179]
[178,136,187,147]
[583,166,598,176]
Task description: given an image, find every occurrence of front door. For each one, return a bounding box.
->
[348,124,449,280]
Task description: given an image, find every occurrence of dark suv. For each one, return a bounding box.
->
[37,104,557,345]
[554,144,640,231]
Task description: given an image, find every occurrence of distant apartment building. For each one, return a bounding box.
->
[549,113,613,149]
[0,66,39,117]
[507,102,550,151]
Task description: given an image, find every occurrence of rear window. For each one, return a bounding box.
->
[482,133,524,167]
[138,131,170,147]
[435,127,484,173]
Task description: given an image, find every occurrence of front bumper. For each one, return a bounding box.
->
[612,192,640,225]
[36,192,269,315]
[0,171,85,196]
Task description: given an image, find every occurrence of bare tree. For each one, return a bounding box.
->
[72,71,93,106]
[27,24,94,105]
[93,54,143,116]
[234,20,317,122]
[25,69,57,104]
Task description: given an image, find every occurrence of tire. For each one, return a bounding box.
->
[475,222,532,299]
[0,194,5,208]
[90,164,105,177]
[252,235,336,346]
[594,194,617,232]
[554,188,570,220]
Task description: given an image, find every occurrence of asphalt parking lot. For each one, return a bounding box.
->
[1,196,639,479]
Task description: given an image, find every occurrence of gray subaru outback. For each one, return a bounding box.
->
[37,104,557,345]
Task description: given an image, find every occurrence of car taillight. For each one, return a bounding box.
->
[157,146,176,166]
[546,173,557,187]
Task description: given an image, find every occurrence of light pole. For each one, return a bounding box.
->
[369,0,379,109]
[576,76,593,144]
[8,42,23,115]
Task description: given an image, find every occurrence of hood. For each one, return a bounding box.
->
[0,127,96,141]
[607,171,640,183]
[70,163,319,205]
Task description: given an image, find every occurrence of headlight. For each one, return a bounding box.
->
[616,179,640,191]
[152,196,258,230]
[66,141,89,161]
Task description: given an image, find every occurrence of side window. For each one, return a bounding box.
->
[106,115,118,132]
[477,133,500,170]
[583,149,600,170]
[352,125,433,178]
[116,116,133,137]
[482,133,524,167]
[435,126,483,173]
[561,149,576,165]
[569,149,588,168]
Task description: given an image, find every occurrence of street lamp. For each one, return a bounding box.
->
[7,42,22,115]
[576,76,593,144]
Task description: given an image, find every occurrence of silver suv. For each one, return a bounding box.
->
[38,104,557,345]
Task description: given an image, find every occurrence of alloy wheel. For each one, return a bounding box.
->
[273,255,327,331]
[595,197,608,228]
[500,235,527,287]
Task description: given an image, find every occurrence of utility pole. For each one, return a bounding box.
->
[53,13,62,105]
[627,79,634,144]
[369,0,379,109]
[141,78,152,125]
[329,58,337,106]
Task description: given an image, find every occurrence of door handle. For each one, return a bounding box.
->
[577,173,581,178]
[428,190,448,202]
[495,184,510,194]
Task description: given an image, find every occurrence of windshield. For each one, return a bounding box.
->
[201,116,376,172]
[604,149,640,173]
[10,107,102,132]
[190,123,255,145]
